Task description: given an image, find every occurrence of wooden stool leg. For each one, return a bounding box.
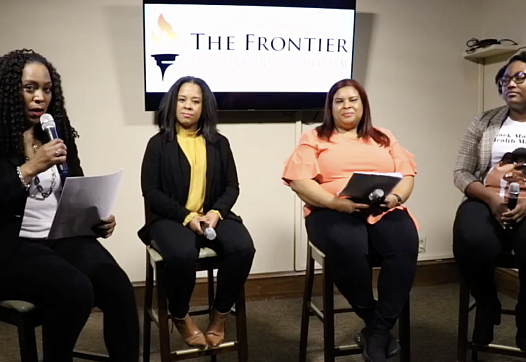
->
[208,267,215,311]
[299,245,315,362]
[457,278,470,362]
[235,286,249,362]
[208,268,217,362]
[399,300,411,362]
[156,261,172,362]
[18,317,38,362]
[143,253,154,362]
[322,261,335,362]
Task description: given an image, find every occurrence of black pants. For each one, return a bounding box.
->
[0,236,140,362]
[306,209,419,329]
[150,218,255,318]
[453,199,526,306]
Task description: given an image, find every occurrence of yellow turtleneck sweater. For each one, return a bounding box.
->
[176,126,222,226]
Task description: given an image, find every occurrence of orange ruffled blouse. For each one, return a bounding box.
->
[282,128,418,225]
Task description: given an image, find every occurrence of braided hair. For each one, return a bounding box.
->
[0,49,77,158]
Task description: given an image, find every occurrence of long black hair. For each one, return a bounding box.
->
[0,49,77,158]
[157,76,218,142]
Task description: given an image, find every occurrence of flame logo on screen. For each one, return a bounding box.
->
[151,14,178,43]
[151,14,179,80]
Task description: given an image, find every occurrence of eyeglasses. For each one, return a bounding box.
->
[499,72,526,87]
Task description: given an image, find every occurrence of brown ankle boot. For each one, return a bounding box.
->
[205,309,229,347]
[173,314,208,349]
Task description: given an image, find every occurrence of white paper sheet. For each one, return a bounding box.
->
[47,169,123,240]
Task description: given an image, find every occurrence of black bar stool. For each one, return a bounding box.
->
[457,252,526,361]
[0,300,110,362]
[299,241,411,362]
[143,243,249,362]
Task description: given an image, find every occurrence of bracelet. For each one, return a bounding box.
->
[16,166,30,191]
[392,193,403,206]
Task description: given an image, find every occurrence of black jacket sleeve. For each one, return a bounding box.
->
[0,134,83,213]
[0,159,28,210]
[141,135,191,223]
[211,138,239,217]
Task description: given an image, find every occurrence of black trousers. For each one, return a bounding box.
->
[453,199,526,306]
[0,236,140,362]
[306,209,419,329]
[150,218,255,318]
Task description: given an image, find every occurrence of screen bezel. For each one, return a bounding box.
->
[143,0,356,111]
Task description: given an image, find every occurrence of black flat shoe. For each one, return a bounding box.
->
[472,301,501,347]
[355,331,400,359]
[355,327,388,362]
[385,332,400,358]
[516,328,526,351]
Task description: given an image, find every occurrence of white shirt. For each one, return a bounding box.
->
[490,117,526,167]
[19,166,62,239]
[485,117,526,199]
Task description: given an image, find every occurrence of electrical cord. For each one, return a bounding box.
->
[466,38,518,53]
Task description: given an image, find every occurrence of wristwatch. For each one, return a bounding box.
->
[392,193,403,206]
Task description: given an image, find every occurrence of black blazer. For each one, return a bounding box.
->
[0,136,83,262]
[138,131,241,244]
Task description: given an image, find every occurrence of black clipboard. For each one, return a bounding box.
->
[338,172,403,203]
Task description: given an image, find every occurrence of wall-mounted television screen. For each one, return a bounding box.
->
[143,0,356,111]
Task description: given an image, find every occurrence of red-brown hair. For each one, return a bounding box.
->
[316,79,390,147]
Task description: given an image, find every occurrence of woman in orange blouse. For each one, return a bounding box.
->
[283,79,418,362]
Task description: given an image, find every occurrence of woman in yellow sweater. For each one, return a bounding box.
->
[139,76,255,349]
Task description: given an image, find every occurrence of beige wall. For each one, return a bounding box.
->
[480,0,526,111]
[0,0,482,282]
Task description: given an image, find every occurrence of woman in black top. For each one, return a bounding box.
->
[139,76,255,348]
[0,49,139,362]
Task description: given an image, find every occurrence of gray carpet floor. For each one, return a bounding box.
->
[0,283,524,362]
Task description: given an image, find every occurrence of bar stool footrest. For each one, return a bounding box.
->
[469,342,526,358]
[334,344,362,357]
[72,351,110,361]
[171,342,238,361]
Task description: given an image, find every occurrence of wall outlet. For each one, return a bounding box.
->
[419,236,426,253]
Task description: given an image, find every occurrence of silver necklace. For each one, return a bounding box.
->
[28,144,57,199]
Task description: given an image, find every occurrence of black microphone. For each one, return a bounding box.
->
[200,222,217,240]
[368,189,385,204]
[508,182,520,210]
[40,113,69,177]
